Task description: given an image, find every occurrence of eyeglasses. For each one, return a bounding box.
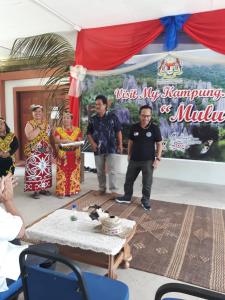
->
[140,114,151,118]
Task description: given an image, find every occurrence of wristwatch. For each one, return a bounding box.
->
[156,157,161,161]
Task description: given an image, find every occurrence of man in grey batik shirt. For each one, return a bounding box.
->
[87,95,123,199]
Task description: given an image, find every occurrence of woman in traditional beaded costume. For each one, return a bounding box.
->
[0,117,19,177]
[24,105,52,199]
[54,111,82,198]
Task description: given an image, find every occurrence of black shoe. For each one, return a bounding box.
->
[32,192,40,199]
[141,202,151,211]
[40,190,51,196]
[116,196,131,204]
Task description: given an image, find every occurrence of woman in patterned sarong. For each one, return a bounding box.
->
[24,105,52,199]
[0,117,19,177]
[54,111,82,198]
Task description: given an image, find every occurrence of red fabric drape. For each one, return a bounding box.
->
[70,19,163,124]
[69,96,79,126]
[183,9,225,55]
[76,19,163,69]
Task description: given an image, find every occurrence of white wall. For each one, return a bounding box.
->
[5,78,48,131]
[84,152,225,185]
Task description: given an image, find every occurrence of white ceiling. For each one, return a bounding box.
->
[40,0,225,29]
[1,0,225,58]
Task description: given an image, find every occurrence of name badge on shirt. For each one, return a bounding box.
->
[146,132,152,137]
[134,132,139,136]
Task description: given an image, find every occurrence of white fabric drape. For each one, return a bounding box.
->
[69,49,225,96]
[83,49,225,79]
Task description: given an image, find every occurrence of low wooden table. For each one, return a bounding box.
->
[25,209,136,279]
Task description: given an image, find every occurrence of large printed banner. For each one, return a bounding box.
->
[82,50,225,162]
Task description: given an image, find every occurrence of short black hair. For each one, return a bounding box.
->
[95,95,108,106]
[139,105,152,115]
[0,117,10,134]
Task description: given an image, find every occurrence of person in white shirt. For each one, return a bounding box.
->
[0,174,27,293]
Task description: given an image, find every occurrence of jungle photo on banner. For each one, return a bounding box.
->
[81,49,225,162]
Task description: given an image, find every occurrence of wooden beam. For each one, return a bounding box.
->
[0,68,56,81]
[0,80,6,118]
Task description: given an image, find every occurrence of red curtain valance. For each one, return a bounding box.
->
[75,19,163,70]
[184,9,225,55]
[71,19,163,125]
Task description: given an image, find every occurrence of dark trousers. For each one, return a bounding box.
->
[0,157,15,177]
[124,160,153,204]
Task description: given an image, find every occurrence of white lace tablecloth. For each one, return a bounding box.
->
[26,209,136,255]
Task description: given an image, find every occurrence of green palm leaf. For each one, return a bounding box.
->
[10,33,75,116]
[10,33,74,82]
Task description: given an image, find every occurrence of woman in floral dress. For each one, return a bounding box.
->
[54,111,82,198]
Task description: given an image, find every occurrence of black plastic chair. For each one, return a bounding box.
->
[155,283,225,300]
[19,248,129,300]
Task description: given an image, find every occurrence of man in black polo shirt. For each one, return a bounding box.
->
[116,105,162,211]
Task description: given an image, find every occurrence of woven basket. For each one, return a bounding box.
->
[100,216,122,235]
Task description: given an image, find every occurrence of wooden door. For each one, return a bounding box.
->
[17,90,67,161]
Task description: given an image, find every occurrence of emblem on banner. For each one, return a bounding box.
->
[158,55,183,79]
